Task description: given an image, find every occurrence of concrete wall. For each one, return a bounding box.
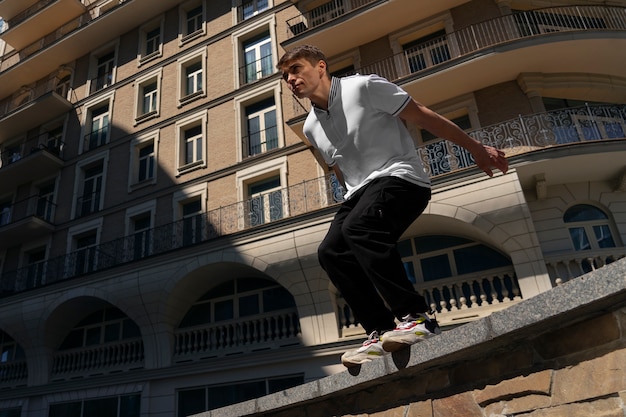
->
[197,257,626,417]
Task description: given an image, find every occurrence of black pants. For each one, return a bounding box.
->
[318,177,431,334]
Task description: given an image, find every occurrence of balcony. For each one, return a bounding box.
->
[0,0,183,100]
[0,134,63,195]
[0,78,72,142]
[283,0,470,57]
[0,195,56,250]
[0,0,86,50]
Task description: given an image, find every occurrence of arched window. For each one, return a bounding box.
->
[398,235,512,283]
[0,330,25,363]
[58,307,141,350]
[179,278,296,328]
[563,204,616,251]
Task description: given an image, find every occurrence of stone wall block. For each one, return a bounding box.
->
[533,312,620,359]
[551,348,626,406]
[433,392,483,417]
[451,347,534,386]
[405,400,433,417]
[474,369,552,406]
[515,397,623,417]
[484,394,552,416]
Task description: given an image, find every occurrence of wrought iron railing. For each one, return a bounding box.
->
[0,0,59,32]
[286,0,378,37]
[0,0,127,74]
[83,125,109,152]
[0,195,57,228]
[287,5,626,80]
[239,54,274,85]
[0,174,345,296]
[0,131,63,168]
[0,76,70,120]
[173,309,301,360]
[242,125,279,158]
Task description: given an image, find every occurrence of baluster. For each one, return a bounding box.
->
[459,296,468,310]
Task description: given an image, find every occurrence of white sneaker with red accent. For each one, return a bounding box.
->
[341,331,388,368]
[381,313,441,352]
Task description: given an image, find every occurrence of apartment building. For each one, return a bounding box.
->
[0,0,624,416]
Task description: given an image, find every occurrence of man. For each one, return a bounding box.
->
[277,45,508,367]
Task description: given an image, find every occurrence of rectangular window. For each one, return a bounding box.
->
[145,27,161,56]
[131,214,152,260]
[85,104,110,152]
[74,232,98,275]
[36,182,56,222]
[184,125,203,166]
[245,98,277,157]
[26,248,46,288]
[138,143,155,182]
[142,82,158,115]
[243,34,272,84]
[79,162,103,217]
[93,51,115,93]
[247,176,282,226]
[182,199,203,246]
[185,5,203,37]
[403,30,450,74]
[185,61,203,97]
[240,0,269,20]
[49,394,140,417]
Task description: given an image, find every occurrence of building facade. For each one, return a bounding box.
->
[0,0,624,416]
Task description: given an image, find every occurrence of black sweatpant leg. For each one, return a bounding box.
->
[318,177,431,334]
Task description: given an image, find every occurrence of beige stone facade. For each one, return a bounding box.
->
[0,0,625,416]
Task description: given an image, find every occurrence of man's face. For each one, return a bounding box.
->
[281,57,325,99]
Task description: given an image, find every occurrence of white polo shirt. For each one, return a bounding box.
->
[303,74,431,199]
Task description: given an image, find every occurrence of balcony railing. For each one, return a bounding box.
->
[0,76,70,121]
[83,125,109,152]
[0,0,58,32]
[286,0,379,37]
[337,266,521,334]
[174,309,301,361]
[0,359,27,386]
[0,195,57,229]
[239,54,274,85]
[287,5,626,85]
[545,248,626,286]
[0,131,63,167]
[0,0,126,74]
[51,338,144,379]
[0,174,345,296]
[242,125,279,158]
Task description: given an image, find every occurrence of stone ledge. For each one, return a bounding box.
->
[192,258,626,417]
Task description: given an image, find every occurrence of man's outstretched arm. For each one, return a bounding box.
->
[399,99,509,177]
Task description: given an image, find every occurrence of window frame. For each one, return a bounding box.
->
[232,15,277,89]
[129,130,159,190]
[175,112,207,175]
[80,92,115,154]
[177,51,207,107]
[563,203,619,251]
[72,152,109,219]
[87,44,118,95]
[179,0,206,44]
[134,69,162,124]
[138,18,164,64]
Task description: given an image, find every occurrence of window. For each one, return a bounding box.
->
[185,61,203,96]
[49,394,140,417]
[45,126,64,155]
[177,374,302,416]
[180,1,205,41]
[143,82,158,115]
[77,160,104,217]
[0,200,11,226]
[130,132,158,188]
[138,143,155,182]
[130,213,152,260]
[25,247,47,288]
[403,29,450,74]
[91,51,115,93]
[2,142,22,165]
[244,97,277,157]
[0,408,20,417]
[84,104,110,152]
[239,0,269,21]
[564,204,617,251]
[59,307,141,350]
[36,182,56,222]
[55,74,71,99]
[139,19,163,63]
[181,198,203,246]
[0,330,25,364]
[178,53,206,105]
[242,33,272,84]
[176,114,206,173]
[180,278,297,328]
[247,175,283,226]
[73,230,98,275]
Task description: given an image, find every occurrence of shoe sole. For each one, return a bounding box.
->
[382,333,435,352]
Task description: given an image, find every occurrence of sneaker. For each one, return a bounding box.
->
[341,331,388,368]
[381,313,441,352]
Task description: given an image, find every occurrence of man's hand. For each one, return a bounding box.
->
[471,144,508,177]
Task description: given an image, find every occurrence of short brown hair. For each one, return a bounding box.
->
[276,44,329,75]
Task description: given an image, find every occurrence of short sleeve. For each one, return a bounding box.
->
[364,75,411,117]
